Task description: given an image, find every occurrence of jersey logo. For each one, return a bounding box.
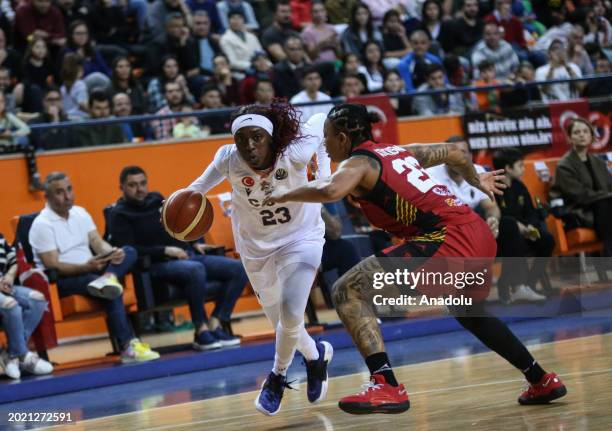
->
[245,187,253,196]
[242,176,255,187]
[274,168,288,180]
[431,186,452,197]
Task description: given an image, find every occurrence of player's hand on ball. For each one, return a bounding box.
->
[263,188,289,206]
[478,169,506,200]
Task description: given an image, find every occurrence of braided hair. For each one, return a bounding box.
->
[230,99,302,159]
[327,103,380,148]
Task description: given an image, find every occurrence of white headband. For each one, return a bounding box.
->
[231,114,274,136]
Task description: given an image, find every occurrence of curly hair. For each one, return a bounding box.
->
[230,99,302,159]
[327,103,380,148]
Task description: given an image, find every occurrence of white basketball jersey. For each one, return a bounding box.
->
[189,113,330,259]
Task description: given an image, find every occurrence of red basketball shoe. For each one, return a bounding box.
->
[338,374,410,414]
[518,372,567,405]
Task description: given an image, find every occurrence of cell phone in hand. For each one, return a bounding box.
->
[98,249,115,259]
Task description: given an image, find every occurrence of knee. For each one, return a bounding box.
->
[279,311,304,334]
[0,297,20,314]
[28,290,46,302]
[331,267,362,307]
[122,246,138,264]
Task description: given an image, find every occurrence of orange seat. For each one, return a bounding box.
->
[566,228,599,246]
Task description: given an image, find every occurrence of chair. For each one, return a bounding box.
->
[12,212,139,355]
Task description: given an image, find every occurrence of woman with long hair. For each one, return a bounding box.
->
[358,40,386,92]
[418,0,451,56]
[60,53,88,119]
[63,20,112,78]
[14,37,55,113]
[184,102,333,416]
[111,56,147,115]
[340,3,382,58]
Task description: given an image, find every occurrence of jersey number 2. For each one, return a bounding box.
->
[391,156,435,193]
[261,207,291,226]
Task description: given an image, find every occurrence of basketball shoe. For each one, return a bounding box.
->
[518,372,567,405]
[254,372,294,416]
[305,340,333,403]
[338,374,410,414]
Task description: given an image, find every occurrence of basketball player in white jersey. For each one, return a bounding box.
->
[187,102,333,416]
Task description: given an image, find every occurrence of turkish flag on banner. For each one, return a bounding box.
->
[549,99,590,153]
[348,93,398,145]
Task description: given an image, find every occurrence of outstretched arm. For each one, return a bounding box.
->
[264,156,371,205]
[405,142,506,200]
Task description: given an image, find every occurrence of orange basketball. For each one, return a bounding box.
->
[161,189,214,241]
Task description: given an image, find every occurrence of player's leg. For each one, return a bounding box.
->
[451,301,567,404]
[332,255,410,414]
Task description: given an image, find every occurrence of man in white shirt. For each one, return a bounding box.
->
[29,172,159,363]
[535,39,584,103]
[290,66,333,122]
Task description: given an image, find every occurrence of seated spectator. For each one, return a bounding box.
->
[472,60,501,112]
[334,53,368,95]
[261,0,300,62]
[254,78,276,105]
[381,9,410,68]
[585,57,612,98]
[89,0,140,51]
[30,87,78,150]
[76,91,126,147]
[147,55,196,112]
[567,25,594,76]
[29,172,160,362]
[362,0,411,25]
[0,92,30,150]
[290,66,333,121]
[172,105,204,138]
[301,1,340,63]
[14,0,66,50]
[358,41,386,92]
[187,0,224,36]
[198,85,230,134]
[340,3,382,58]
[448,0,484,56]
[113,92,149,142]
[584,0,612,48]
[152,81,185,140]
[217,0,259,32]
[532,7,572,52]
[0,29,21,79]
[111,56,148,115]
[0,233,53,379]
[193,10,221,76]
[324,0,357,24]
[535,39,583,103]
[472,22,519,79]
[60,53,88,119]
[62,20,112,91]
[419,0,453,57]
[550,118,612,256]
[219,11,263,73]
[500,61,541,107]
[109,166,246,348]
[383,70,412,116]
[412,63,466,116]
[0,68,16,114]
[146,0,193,41]
[210,54,241,105]
[339,72,365,98]
[14,38,55,114]
[239,51,273,104]
[273,36,311,99]
[426,136,500,241]
[492,148,552,302]
[485,0,527,55]
[148,13,200,79]
[397,30,443,92]
[56,0,89,34]
[320,202,361,278]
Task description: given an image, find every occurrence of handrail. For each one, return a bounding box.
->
[27,73,612,132]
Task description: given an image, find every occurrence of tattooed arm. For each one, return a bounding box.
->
[405,143,506,200]
[263,156,375,205]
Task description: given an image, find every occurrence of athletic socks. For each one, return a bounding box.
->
[366,352,399,386]
[522,360,546,384]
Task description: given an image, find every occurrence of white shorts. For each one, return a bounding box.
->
[242,238,324,307]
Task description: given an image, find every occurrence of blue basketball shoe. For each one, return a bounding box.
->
[254,372,294,416]
[305,340,334,403]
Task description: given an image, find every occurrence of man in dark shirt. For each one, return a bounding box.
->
[449,0,484,56]
[272,35,310,99]
[148,13,200,78]
[585,57,612,98]
[14,0,66,49]
[261,0,299,62]
[30,87,78,150]
[76,91,126,147]
[493,148,555,302]
[108,166,247,349]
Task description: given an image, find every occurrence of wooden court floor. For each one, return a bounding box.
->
[43,333,612,431]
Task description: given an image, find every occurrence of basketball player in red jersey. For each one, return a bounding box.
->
[265,104,567,414]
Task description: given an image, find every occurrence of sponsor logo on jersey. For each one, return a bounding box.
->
[242,176,255,187]
[274,168,288,180]
[260,180,272,195]
[432,185,452,197]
